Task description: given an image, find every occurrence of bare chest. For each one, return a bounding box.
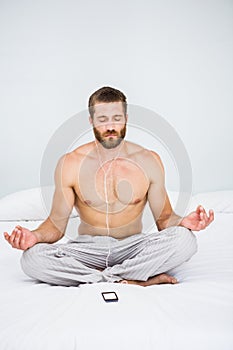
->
[74,157,149,211]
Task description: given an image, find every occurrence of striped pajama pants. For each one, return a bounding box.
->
[20,226,197,286]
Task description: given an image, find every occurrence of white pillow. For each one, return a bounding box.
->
[189,191,233,213]
[0,187,79,221]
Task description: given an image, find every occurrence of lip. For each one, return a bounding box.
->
[105,134,117,138]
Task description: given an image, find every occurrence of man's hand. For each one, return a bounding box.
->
[3,225,38,250]
[180,205,214,231]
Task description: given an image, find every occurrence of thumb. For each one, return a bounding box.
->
[16,225,28,232]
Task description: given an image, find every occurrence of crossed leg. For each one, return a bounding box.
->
[105,226,197,286]
[20,227,197,287]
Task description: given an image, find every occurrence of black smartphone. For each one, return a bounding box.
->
[101,291,119,302]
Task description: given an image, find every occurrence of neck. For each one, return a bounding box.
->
[94,139,126,162]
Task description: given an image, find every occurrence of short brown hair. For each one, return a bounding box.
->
[88,86,127,118]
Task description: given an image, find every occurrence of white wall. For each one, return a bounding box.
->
[0,0,232,198]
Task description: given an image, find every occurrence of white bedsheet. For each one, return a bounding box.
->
[0,213,233,350]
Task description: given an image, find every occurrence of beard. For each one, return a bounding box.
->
[93,124,127,149]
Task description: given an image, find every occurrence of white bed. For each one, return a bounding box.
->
[0,188,233,350]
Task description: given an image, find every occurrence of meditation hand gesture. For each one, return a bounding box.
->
[181,205,214,231]
[4,225,38,250]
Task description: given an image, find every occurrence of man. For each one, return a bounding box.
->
[4,86,214,287]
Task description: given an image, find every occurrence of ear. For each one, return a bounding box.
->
[89,116,93,125]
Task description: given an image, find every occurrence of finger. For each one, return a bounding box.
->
[196,205,202,213]
[201,210,208,224]
[9,230,18,245]
[208,209,214,224]
[199,205,208,216]
[19,231,25,250]
[16,225,23,231]
[201,206,207,216]
[9,227,22,246]
[201,209,215,229]
[202,209,214,227]
[199,210,206,224]
[196,206,206,221]
[199,206,211,225]
[13,231,22,249]
[194,209,207,229]
[4,232,10,241]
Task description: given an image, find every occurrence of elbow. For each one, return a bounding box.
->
[156,220,168,231]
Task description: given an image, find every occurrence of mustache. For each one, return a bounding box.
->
[103,131,118,136]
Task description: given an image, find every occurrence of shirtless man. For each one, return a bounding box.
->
[4,86,214,287]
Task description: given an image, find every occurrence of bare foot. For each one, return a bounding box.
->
[119,273,178,287]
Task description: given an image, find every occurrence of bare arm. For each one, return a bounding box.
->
[147,151,182,231]
[32,154,76,243]
[147,151,214,231]
[4,153,76,249]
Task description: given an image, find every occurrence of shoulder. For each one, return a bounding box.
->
[55,142,96,185]
[70,142,96,160]
[142,150,165,184]
[141,150,165,181]
[59,142,96,165]
[148,150,164,172]
[125,142,165,182]
[127,141,164,171]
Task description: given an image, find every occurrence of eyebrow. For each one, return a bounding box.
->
[97,114,123,118]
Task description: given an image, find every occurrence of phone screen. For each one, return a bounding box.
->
[102,291,119,302]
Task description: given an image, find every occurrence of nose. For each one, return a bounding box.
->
[104,121,115,132]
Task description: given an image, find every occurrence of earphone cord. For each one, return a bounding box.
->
[103,173,111,271]
[95,140,125,282]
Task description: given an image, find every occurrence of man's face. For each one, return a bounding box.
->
[90,101,127,149]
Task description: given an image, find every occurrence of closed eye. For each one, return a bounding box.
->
[114,115,124,121]
[98,117,107,122]
[96,115,124,123]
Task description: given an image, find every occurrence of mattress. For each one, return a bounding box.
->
[0,189,233,350]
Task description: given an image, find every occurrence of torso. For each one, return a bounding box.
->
[70,141,156,239]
